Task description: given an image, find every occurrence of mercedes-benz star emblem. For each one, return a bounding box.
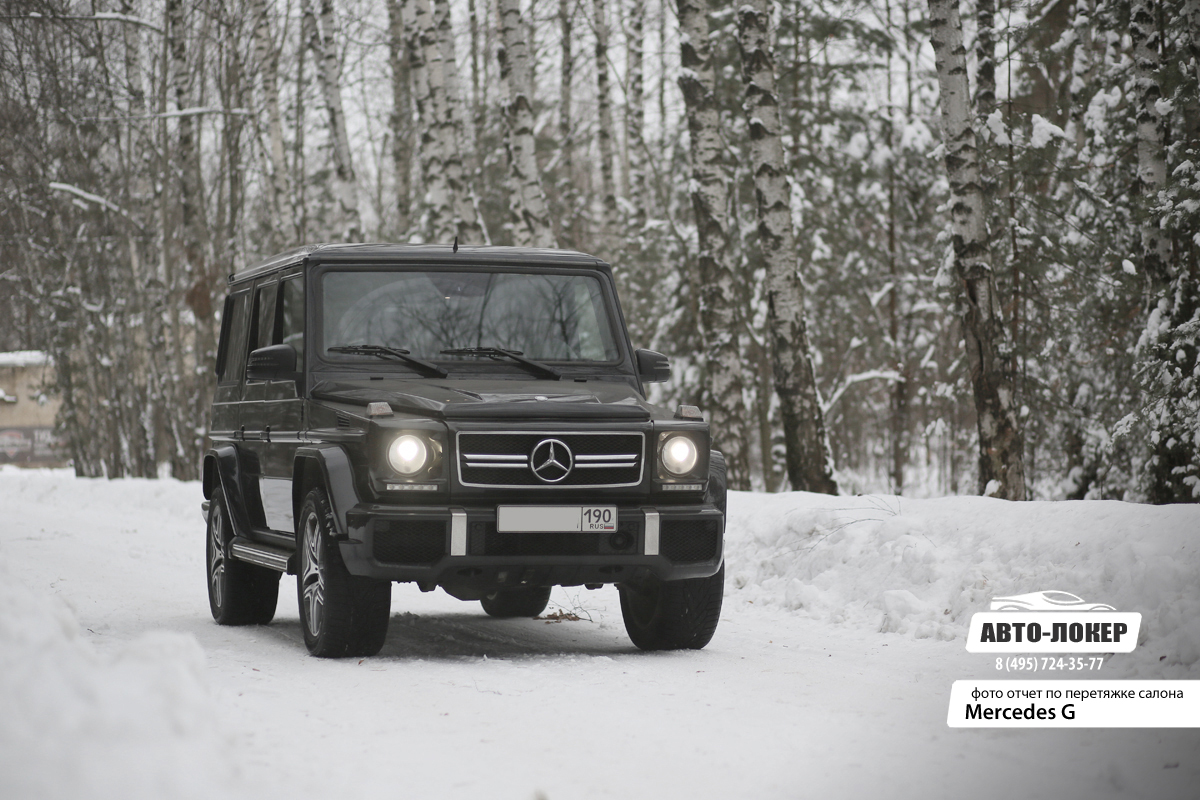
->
[530,438,573,483]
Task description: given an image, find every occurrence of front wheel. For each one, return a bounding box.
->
[619,450,726,650]
[480,586,552,618]
[618,565,724,650]
[297,488,391,657]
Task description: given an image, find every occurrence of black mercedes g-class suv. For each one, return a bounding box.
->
[202,243,725,657]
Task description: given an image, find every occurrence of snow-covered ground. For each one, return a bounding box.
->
[2,467,1199,800]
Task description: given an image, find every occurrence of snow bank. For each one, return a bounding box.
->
[725,491,1200,677]
[0,551,238,800]
[0,350,49,367]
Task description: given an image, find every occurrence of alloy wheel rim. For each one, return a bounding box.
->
[301,511,325,637]
[209,507,225,608]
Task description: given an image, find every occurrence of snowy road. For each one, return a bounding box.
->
[3,469,1199,800]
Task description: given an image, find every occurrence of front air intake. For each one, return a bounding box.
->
[660,519,720,563]
[373,520,447,564]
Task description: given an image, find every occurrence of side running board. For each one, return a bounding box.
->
[230,536,294,573]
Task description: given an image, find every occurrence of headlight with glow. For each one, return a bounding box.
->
[660,434,699,477]
[387,434,429,475]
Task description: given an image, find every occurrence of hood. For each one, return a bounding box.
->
[310,377,654,421]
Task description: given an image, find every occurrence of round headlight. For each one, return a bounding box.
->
[661,435,699,476]
[388,434,429,475]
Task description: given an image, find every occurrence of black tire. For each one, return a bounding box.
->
[480,586,552,618]
[297,487,392,658]
[618,450,727,651]
[207,488,280,625]
[619,565,725,650]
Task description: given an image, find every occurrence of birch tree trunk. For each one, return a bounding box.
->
[216,1,247,268]
[1130,0,1171,288]
[972,0,998,246]
[497,0,556,248]
[119,0,163,476]
[676,0,752,490]
[882,0,908,494]
[252,0,296,248]
[468,0,483,149]
[304,0,362,242]
[419,0,459,242]
[293,13,309,239]
[928,0,1025,499]
[158,1,191,477]
[167,0,207,480]
[626,0,646,230]
[386,0,413,234]
[973,0,996,127]
[1068,0,1098,150]
[1187,0,1200,107]
[400,0,440,237]
[658,0,669,170]
[736,0,837,495]
[558,0,579,247]
[593,0,619,253]
[433,0,487,243]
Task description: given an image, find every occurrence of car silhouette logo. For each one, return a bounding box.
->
[530,439,573,483]
[989,591,1116,612]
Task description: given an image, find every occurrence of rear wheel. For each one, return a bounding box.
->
[619,451,726,651]
[206,488,279,625]
[297,487,391,657]
[480,586,552,618]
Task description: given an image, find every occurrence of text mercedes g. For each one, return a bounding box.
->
[202,243,726,657]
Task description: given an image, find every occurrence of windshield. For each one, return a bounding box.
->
[321,269,621,364]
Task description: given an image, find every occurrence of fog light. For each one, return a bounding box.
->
[388,434,429,475]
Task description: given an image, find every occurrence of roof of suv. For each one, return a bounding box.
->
[228,243,610,285]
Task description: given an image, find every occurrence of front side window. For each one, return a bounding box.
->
[216,291,250,383]
[280,276,305,372]
[320,270,620,363]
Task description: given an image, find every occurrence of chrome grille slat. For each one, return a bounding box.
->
[464,462,529,469]
[464,454,528,461]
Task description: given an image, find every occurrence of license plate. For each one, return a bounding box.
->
[496,505,618,533]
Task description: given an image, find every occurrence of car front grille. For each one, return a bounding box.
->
[457,431,645,488]
[373,519,447,564]
[660,518,720,563]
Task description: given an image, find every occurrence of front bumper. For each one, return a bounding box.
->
[338,503,723,596]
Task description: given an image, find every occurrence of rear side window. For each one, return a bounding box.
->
[249,282,279,355]
[216,291,250,383]
[280,276,305,372]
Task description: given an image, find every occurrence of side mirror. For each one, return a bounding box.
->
[246,344,297,382]
[635,349,671,383]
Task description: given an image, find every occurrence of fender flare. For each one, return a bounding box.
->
[202,445,255,541]
[293,444,360,539]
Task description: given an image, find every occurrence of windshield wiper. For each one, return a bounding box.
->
[439,347,562,380]
[328,345,449,378]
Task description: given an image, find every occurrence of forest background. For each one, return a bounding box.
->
[0,0,1196,503]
